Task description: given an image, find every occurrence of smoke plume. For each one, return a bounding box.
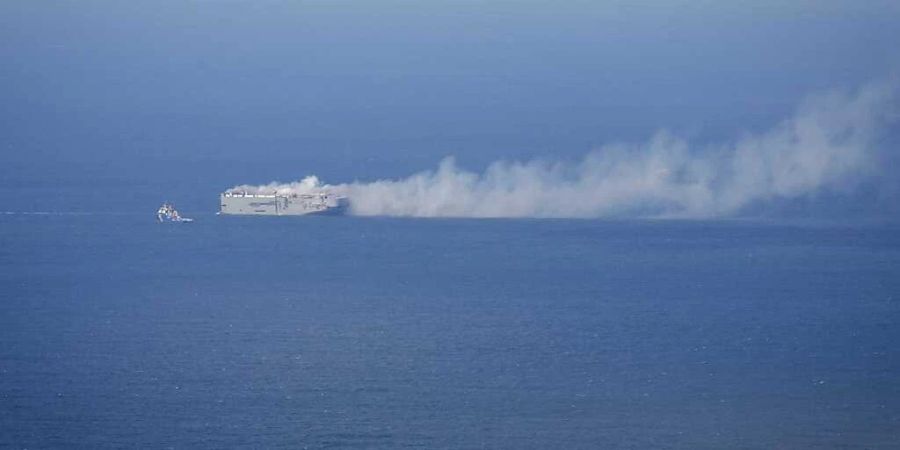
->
[230,81,898,218]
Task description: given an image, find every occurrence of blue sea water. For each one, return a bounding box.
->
[1,213,899,448]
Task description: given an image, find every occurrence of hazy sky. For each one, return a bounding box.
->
[1,1,898,213]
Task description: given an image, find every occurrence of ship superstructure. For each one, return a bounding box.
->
[219,191,347,216]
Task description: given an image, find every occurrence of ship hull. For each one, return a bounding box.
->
[219,193,347,216]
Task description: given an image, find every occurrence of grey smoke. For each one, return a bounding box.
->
[232,80,898,218]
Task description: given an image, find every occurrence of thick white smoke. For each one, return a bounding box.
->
[228,175,324,196]
[230,80,898,218]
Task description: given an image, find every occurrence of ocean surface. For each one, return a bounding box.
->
[1,213,899,449]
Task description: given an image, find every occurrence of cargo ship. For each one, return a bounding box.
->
[219,191,348,216]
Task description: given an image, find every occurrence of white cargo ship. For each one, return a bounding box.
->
[219,191,347,216]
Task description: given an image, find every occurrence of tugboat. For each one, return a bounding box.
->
[157,202,193,223]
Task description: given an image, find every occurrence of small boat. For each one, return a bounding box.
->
[157,202,193,223]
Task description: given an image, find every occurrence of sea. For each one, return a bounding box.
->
[1,213,899,448]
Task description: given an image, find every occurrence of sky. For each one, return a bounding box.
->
[1,1,898,215]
